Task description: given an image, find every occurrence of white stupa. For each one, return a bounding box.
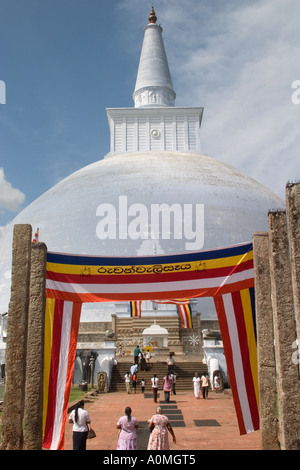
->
[142,322,169,351]
[0,8,284,324]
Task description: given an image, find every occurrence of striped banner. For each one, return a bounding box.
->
[43,298,81,450]
[214,287,259,434]
[42,241,258,447]
[153,299,193,328]
[177,303,193,328]
[130,300,142,318]
[45,242,254,302]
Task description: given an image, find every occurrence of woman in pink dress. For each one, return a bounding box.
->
[163,373,173,402]
[147,406,176,450]
[116,407,139,450]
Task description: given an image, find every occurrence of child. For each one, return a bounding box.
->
[132,372,137,394]
[140,378,146,393]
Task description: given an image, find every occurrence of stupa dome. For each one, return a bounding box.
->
[142,322,169,337]
[0,149,284,314]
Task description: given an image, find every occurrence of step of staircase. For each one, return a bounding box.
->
[109,361,208,392]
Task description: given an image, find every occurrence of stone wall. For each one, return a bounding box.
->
[253,182,300,450]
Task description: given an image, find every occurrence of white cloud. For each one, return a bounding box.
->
[0,168,25,212]
[164,0,300,198]
[119,0,300,199]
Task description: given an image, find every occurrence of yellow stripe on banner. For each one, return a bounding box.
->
[131,301,139,317]
[131,301,136,316]
[46,251,253,276]
[187,310,192,328]
[186,305,193,328]
[240,288,259,408]
[42,297,56,436]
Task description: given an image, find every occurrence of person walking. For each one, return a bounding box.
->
[140,378,146,394]
[140,352,148,371]
[201,373,209,399]
[147,406,176,450]
[124,372,131,394]
[213,373,221,392]
[163,373,173,403]
[68,400,91,450]
[171,373,176,395]
[193,372,201,399]
[130,362,138,375]
[166,353,175,374]
[117,407,139,450]
[146,350,151,364]
[132,370,137,394]
[151,373,159,403]
[134,345,140,365]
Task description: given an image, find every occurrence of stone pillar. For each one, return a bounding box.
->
[252,232,279,450]
[268,211,300,450]
[286,183,300,346]
[23,242,47,450]
[111,313,116,334]
[1,224,32,450]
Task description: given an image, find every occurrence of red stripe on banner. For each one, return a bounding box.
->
[57,302,81,450]
[214,295,246,435]
[231,292,259,431]
[43,299,64,448]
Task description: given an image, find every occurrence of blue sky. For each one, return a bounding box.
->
[1,0,299,233]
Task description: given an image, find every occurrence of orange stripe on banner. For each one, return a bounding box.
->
[57,302,81,450]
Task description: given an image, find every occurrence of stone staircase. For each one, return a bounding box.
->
[109,360,208,392]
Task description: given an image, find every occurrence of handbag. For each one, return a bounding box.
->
[87,428,96,439]
[149,423,155,433]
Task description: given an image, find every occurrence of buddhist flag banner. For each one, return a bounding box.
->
[130,300,142,318]
[214,287,259,434]
[45,241,254,302]
[153,299,193,328]
[177,303,193,328]
[43,298,81,450]
[42,241,258,448]
[32,227,39,243]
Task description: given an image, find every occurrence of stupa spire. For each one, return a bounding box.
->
[106,7,203,155]
[133,7,176,107]
[148,6,157,24]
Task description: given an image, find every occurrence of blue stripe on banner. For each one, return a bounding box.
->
[47,242,253,266]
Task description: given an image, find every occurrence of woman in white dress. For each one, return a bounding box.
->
[193,372,201,398]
